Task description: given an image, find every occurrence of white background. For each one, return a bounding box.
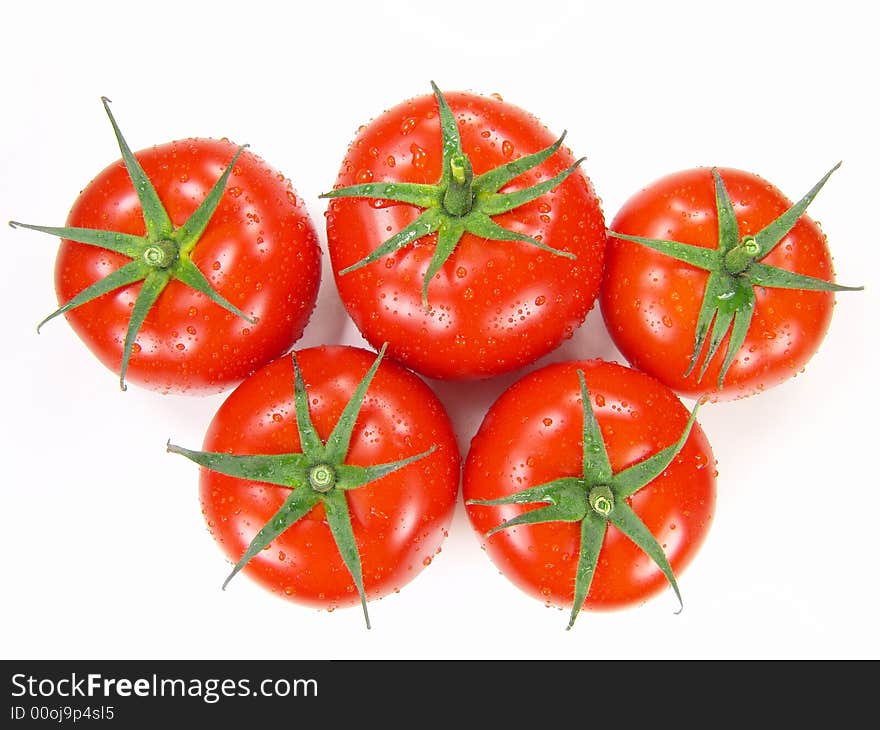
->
[1,0,876,659]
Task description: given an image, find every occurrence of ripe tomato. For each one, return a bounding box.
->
[601,166,860,400]
[179,346,460,620]
[464,360,715,622]
[324,84,606,380]
[16,100,321,394]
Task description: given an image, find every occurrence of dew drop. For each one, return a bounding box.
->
[356,168,373,183]
[400,117,417,135]
[410,143,428,168]
[501,140,514,157]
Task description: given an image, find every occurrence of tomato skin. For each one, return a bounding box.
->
[464,360,715,611]
[601,167,836,400]
[56,138,321,394]
[199,346,460,608]
[326,90,606,380]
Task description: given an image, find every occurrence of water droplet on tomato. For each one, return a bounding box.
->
[534,295,546,306]
[662,315,673,328]
[400,117,417,135]
[455,266,467,278]
[356,168,373,183]
[502,140,514,157]
[410,143,428,168]
[385,155,396,168]
[543,417,553,427]
[228,186,242,198]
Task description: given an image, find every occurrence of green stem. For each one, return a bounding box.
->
[724,236,761,274]
[442,152,474,216]
[142,239,178,269]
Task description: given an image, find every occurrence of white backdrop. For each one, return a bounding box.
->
[1,0,875,659]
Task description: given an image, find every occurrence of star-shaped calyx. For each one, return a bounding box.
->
[321,82,583,309]
[167,344,435,629]
[609,165,863,388]
[9,97,255,390]
[467,371,702,630]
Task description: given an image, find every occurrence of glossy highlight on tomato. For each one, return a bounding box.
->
[196,346,461,611]
[464,360,715,613]
[325,87,606,380]
[601,167,855,400]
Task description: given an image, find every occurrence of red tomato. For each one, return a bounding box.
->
[42,131,320,394]
[325,87,606,380]
[464,360,715,614]
[197,346,460,610]
[601,167,852,400]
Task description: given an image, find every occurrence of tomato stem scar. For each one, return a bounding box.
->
[309,463,337,492]
[142,239,178,269]
[723,236,761,275]
[588,485,614,516]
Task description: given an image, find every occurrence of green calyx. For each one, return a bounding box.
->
[167,343,437,630]
[608,164,863,389]
[321,81,582,309]
[467,370,702,630]
[10,96,255,391]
